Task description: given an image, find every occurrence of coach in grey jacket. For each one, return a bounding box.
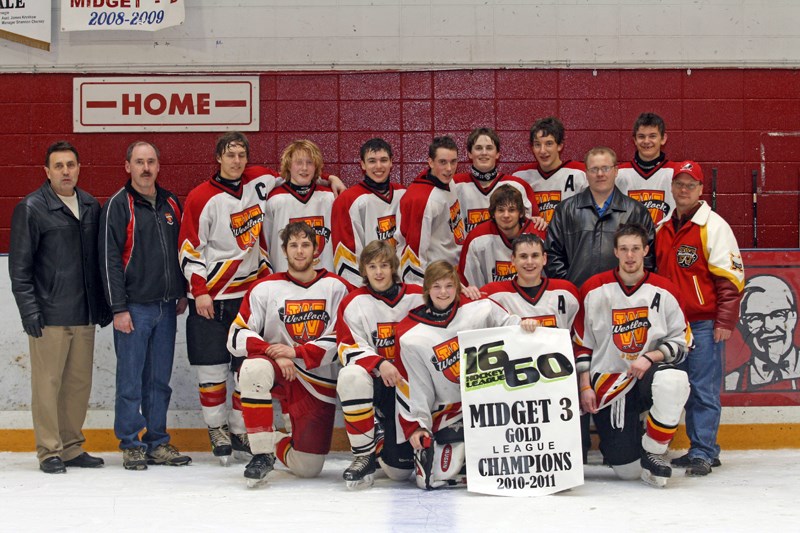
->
[545,146,655,288]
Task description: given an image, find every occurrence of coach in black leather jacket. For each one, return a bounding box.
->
[9,141,110,474]
[545,146,656,288]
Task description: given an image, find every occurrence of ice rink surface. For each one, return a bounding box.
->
[1,449,798,532]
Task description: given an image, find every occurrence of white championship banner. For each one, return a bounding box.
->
[459,326,583,497]
[0,1,50,50]
[61,0,184,32]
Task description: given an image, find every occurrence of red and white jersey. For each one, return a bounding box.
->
[451,172,539,235]
[337,283,424,372]
[265,182,335,273]
[458,218,545,287]
[395,297,520,439]
[397,172,466,285]
[331,181,405,285]
[616,159,680,225]
[227,269,353,404]
[512,161,588,223]
[482,278,580,330]
[573,269,691,411]
[179,166,277,301]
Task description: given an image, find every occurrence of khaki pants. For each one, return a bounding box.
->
[29,325,96,462]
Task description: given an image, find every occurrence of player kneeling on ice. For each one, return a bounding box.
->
[336,240,425,489]
[573,223,691,488]
[227,221,353,487]
[395,261,539,490]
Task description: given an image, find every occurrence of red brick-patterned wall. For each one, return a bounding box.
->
[2,69,799,251]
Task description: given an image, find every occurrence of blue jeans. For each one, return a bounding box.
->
[114,301,177,451]
[679,320,722,461]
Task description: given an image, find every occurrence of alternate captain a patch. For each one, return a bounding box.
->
[279,299,330,343]
[230,205,265,250]
[611,307,651,354]
[628,189,670,223]
[371,322,398,361]
[431,337,461,384]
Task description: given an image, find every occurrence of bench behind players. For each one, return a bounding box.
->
[227,221,352,486]
[336,240,424,488]
[573,223,691,488]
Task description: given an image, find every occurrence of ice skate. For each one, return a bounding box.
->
[343,453,376,490]
[208,425,232,466]
[244,453,275,488]
[640,451,672,488]
[231,432,252,462]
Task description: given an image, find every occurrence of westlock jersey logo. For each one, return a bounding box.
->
[466,208,490,234]
[448,201,466,245]
[629,190,670,223]
[491,261,516,282]
[430,337,461,383]
[279,300,330,343]
[375,215,398,247]
[676,244,699,268]
[230,205,264,250]
[528,314,557,328]
[371,322,398,361]
[612,307,651,354]
[289,216,331,261]
[534,191,561,223]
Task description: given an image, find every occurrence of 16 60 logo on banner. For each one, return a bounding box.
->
[459,326,583,496]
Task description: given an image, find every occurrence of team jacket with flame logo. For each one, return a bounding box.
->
[331,181,406,285]
[395,297,521,439]
[397,171,466,284]
[458,218,545,287]
[451,172,539,235]
[655,200,744,329]
[336,283,424,372]
[265,182,335,273]
[616,159,679,224]
[482,277,580,330]
[100,181,185,313]
[179,166,276,301]
[512,161,588,223]
[573,269,691,411]
[227,269,353,404]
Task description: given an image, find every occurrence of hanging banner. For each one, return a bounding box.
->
[459,326,583,497]
[0,1,50,51]
[61,0,184,32]
[74,76,260,132]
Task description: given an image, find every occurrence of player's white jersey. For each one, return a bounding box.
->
[331,182,405,285]
[395,297,520,438]
[227,269,352,404]
[512,161,587,223]
[266,183,335,273]
[482,278,580,330]
[573,269,691,410]
[179,166,278,300]
[337,283,424,372]
[616,160,679,225]
[452,172,538,234]
[458,218,544,288]
[397,173,466,285]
